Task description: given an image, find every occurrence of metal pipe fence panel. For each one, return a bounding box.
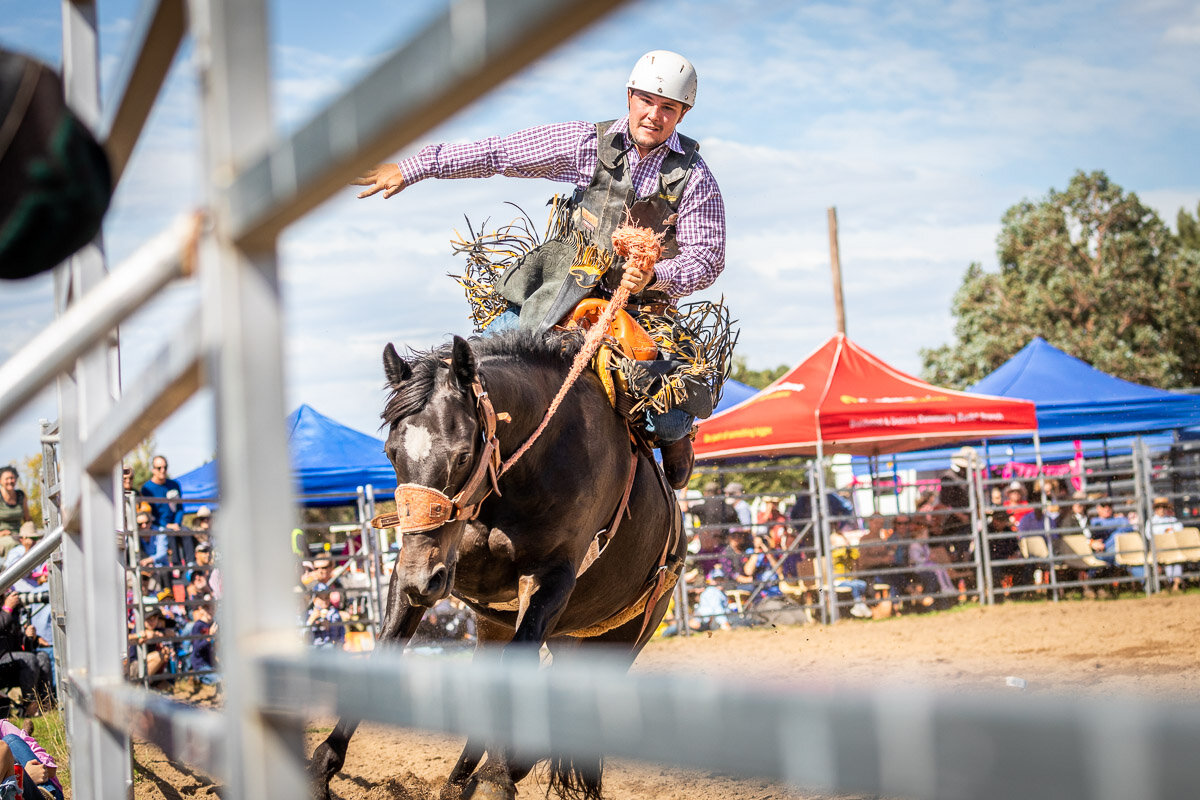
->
[262,647,1200,800]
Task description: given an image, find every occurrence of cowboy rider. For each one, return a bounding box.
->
[353,50,726,490]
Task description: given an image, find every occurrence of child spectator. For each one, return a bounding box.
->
[178,601,218,684]
[127,606,170,679]
[0,717,62,799]
[306,586,345,649]
[830,532,871,618]
[693,566,734,631]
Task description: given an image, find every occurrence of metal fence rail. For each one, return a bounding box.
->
[261,647,1200,800]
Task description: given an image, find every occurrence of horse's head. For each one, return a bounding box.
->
[380,335,492,606]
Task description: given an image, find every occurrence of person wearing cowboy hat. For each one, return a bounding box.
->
[2,523,47,590]
[1149,496,1185,590]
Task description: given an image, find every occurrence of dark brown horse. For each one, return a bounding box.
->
[310,329,683,800]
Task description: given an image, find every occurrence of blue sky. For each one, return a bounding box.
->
[2,0,1199,475]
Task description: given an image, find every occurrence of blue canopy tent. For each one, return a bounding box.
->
[713,378,757,415]
[177,404,397,506]
[853,337,1200,474]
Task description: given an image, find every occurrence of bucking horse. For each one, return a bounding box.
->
[310,328,685,800]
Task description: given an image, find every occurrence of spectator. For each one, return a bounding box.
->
[0,717,63,799]
[1060,491,1102,598]
[188,541,215,580]
[139,455,187,565]
[301,556,342,609]
[190,506,213,547]
[1088,497,1134,567]
[136,508,169,569]
[178,600,218,685]
[690,481,737,565]
[741,532,783,602]
[306,586,345,649]
[3,523,47,589]
[723,482,752,534]
[664,566,733,636]
[185,568,210,603]
[1017,502,1055,586]
[0,593,51,717]
[754,497,789,550]
[0,467,30,560]
[194,542,223,600]
[1004,481,1031,527]
[126,606,170,679]
[906,519,956,609]
[829,532,871,618]
[3,523,51,646]
[938,448,974,562]
[1149,496,1185,591]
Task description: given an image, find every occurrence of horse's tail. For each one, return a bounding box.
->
[546,753,603,800]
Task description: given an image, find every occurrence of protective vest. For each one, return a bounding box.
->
[498,120,701,334]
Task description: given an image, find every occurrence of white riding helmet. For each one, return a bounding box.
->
[626,50,697,107]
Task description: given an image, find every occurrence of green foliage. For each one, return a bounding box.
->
[1179,201,1200,251]
[691,458,811,497]
[730,356,789,389]
[19,453,42,525]
[124,436,157,490]
[922,170,1200,389]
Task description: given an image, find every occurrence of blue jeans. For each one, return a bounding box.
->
[3,733,62,800]
[836,578,868,601]
[485,308,521,333]
[645,407,694,444]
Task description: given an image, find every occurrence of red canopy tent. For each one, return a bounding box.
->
[696,334,1038,461]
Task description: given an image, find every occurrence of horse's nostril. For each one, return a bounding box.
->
[426,565,447,596]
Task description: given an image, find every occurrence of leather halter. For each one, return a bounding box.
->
[371,376,504,534]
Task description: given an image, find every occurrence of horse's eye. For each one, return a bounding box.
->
[456,452,472,467]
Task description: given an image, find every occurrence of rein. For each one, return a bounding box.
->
[499,285,631,474]
[370,289,631,535]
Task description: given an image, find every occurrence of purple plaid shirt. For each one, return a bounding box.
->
[396,117,725,298]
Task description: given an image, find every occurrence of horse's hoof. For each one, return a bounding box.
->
[464,783,514,800]
[461,773,516,800]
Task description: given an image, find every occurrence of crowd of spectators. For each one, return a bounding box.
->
[124,455,221,693]
[0,465,54,720]
[670,463,1196,631]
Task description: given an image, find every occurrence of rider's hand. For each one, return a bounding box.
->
[352,164,405,199]
[620,261,655,293]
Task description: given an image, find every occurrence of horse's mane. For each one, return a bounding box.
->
[381,329,583,427]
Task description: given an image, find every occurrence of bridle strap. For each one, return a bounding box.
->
[371,376,503,532]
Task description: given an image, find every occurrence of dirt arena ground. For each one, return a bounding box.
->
[127,592,1200,800]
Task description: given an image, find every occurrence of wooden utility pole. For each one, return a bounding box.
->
[827,206,847,335]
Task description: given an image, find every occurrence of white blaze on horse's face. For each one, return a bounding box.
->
[402,422,434,463]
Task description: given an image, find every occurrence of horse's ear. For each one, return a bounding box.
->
[449,335,476,391]
[382,343,412,387]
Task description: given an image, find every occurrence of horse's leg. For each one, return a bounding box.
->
[441,616,513,800]
[464,562,577,800]
[537,549,683,800]
[309,572,426,800]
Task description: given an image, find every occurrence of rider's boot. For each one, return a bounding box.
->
[660,437,695,490]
